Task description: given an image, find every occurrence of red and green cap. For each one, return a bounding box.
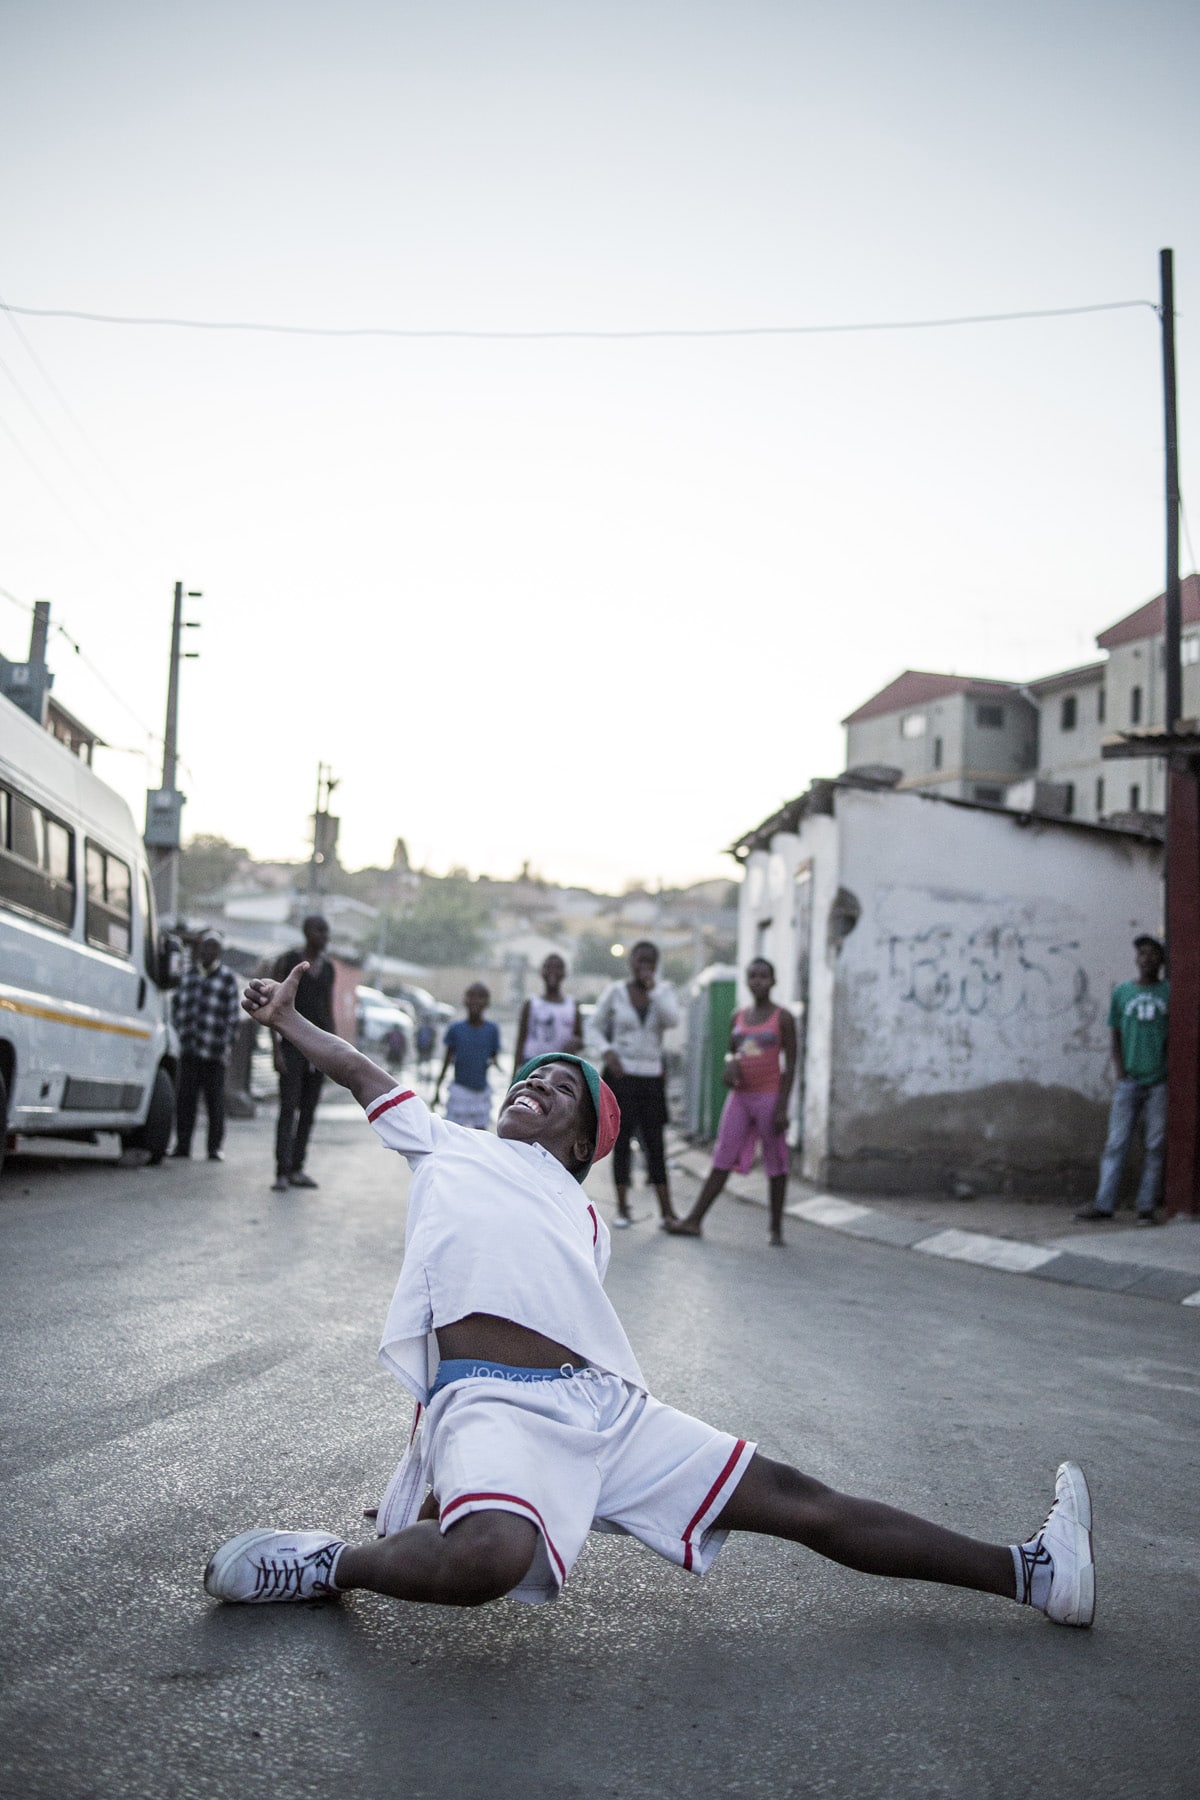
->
[510,1053,621,1181]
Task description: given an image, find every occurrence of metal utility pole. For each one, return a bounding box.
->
[145,580,202,922]
[308,762,340,897]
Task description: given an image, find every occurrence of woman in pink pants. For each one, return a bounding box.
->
[667,958,797,1247]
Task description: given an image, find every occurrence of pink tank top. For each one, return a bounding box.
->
[732,1006,783,1093]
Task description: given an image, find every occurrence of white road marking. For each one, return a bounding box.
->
[915,1228,1060,1273]
[788,1194,873,1227]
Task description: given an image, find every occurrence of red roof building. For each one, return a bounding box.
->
[1096,573,1200,651]
[841,670,1023,727]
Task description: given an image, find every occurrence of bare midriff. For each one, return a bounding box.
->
[436,1312,587,1370]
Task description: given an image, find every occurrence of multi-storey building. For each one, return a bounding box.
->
[1095,572,1200,815]
[842,672,1038,803]
[843,573,1200,819]
[1024,662,1106,821]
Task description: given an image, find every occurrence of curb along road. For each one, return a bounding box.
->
[787,1193,1200,1308]
[668,1141,1200,1308]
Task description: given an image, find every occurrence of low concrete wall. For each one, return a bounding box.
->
[734,782,1163,1196]
[822,788,1162,1194]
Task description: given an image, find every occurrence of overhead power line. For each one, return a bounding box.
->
[0,297,1158,342]
[0,582,195,783]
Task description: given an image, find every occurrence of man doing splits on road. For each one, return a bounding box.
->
[204,961,1096,1629]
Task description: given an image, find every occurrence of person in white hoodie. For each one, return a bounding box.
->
[202,961,1096,1633]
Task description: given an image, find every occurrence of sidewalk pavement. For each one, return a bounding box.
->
[669,1138,1200,1309]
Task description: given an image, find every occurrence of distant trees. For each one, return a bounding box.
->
[177,835,251,906]
[382,877,489,966]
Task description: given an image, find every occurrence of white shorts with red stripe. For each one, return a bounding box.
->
[396,1368,756,1605]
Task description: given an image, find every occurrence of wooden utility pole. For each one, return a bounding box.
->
[1159,249,1199,1216]
[1161,249,1182,732]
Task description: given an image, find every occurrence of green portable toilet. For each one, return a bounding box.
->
[684,965,739,1138]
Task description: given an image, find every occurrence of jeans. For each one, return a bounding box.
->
[275,1042,325,1178]
[174,1053,226,1156]
[1094,1078,1167,1215]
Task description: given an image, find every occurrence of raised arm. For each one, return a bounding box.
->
[512,999,532,1073]
[242,966,393,1109]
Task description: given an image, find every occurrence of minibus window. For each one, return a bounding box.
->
[84,841,132,957]
[0,785,74,930]
[106,856,131,918]
[45,818,73,883]
[11,795,43,868]
[86,843,105,903]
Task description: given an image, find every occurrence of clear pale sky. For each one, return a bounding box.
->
[2,0,1197,890]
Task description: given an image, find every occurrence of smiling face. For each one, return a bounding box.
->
[498,1057,595,1172]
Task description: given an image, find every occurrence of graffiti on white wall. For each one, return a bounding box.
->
[886,923,1097,1023]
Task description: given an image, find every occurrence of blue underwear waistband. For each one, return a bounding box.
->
[430,1358,585,1398]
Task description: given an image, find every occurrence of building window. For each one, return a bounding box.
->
[1062,782,1075,816]
[1130,685,1143,725]
[1183,633,1200,665]
[973,783,1004,803]
[1095,777,1105,816]
[1129,784,1141,810]
[1060,694,1077,731]
[933,736,943,769]
[900,712,927,739]
[1097,687,1106,723]
[976,704,1004,729]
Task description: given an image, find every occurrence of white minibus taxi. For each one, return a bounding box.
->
[0,692,178,1177]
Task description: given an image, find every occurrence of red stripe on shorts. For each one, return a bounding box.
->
[367,1089,416,1123]
[681,1438,749,1572]
[440,1490,567,1584]
[587,1204,599,1245]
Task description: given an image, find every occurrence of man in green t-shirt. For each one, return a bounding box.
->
[1077,936,1169,1224]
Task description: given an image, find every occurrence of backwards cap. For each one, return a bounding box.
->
[510,1054,621,1181]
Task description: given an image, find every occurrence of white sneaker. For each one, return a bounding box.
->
[204,1528,346,1603]
[1025,1462,1095,1627]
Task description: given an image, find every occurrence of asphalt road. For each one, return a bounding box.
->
[2,1103,1198,1800]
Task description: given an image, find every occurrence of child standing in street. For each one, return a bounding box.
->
[667,957,797,1247]
[433,983,501,1128]
[205,962,1096,1634]
[512,953,583,1073]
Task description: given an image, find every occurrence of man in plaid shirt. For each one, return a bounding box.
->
[170,931,242,1161]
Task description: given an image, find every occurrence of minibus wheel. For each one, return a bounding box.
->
[0,1068,7,1180]
[125,1066,175,1165]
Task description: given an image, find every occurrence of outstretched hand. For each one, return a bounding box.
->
[243,962,306,1027]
